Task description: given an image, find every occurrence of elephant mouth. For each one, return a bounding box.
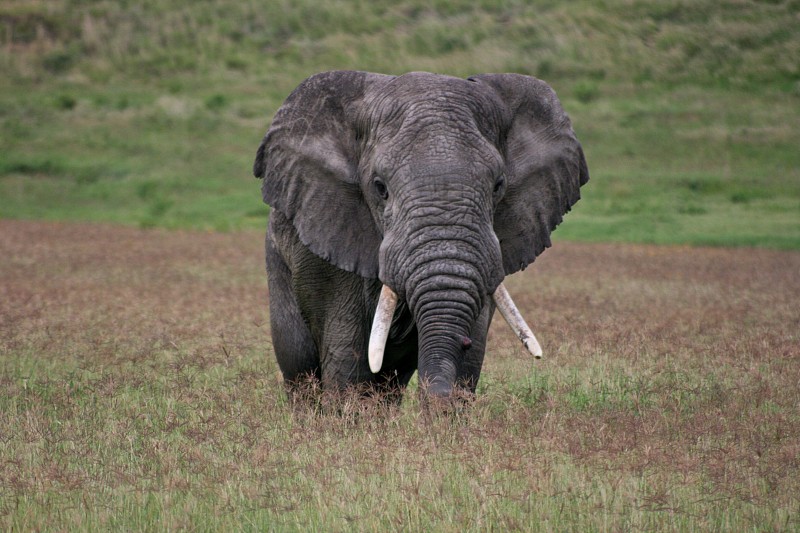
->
[367,282,542,374]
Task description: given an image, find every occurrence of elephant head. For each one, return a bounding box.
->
[254,71,588,398]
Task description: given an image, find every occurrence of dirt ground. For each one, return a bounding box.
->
[2,218,798,374]
[2,219,799,528]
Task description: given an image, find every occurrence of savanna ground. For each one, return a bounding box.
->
[2,0,800,530]
[1,220,798,531]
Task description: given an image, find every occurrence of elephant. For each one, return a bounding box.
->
[253,70,588,403]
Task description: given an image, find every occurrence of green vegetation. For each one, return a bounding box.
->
[1,0,798,246]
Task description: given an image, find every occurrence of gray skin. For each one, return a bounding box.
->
[253,71,588,401]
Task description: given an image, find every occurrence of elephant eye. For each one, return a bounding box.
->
[493,175,506,194]
[373,178,389,200]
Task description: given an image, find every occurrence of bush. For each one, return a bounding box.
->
[573,80,600,103]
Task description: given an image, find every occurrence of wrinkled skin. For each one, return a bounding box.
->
[254,71,588,402]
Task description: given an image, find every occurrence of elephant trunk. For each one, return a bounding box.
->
[412,281,479,397]
[398,224,500,397]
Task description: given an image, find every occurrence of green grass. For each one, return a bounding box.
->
[1,0,798,246]
[556,86,800,248]
[4,324,798,531]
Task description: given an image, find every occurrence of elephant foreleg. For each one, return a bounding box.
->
[266,224,320,395]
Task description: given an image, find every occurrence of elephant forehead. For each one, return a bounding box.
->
[390,71,493,104]
[378,122,504,177]
[366,74,505,139]
[383,72,472,98]
[370,107,504,174]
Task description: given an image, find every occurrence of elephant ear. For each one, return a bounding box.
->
[253,70,393,278]
[469,74,589,275]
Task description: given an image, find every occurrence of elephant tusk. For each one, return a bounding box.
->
[492,283,543,359]
[368,285,398,373]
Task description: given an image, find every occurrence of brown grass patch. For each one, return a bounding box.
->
[1,220,798,530]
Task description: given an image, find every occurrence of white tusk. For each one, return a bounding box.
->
[368,285,399,373]
[492,282,543,358]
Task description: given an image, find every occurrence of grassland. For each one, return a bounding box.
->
[1,1,799,530]
[1,220,798,530]
[1,0,799,246]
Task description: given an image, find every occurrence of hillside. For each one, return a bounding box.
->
[1,0,798,246]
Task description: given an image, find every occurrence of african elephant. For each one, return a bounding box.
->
[253,71,588,402]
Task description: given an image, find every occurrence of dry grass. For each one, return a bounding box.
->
[1,220,798,530]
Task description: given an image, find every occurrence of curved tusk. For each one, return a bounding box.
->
[368,285,399,373]
[492,283,543,358]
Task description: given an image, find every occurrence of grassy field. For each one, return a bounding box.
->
[1,220,798,530]
[1,1,800,530]
[1,0,799,246]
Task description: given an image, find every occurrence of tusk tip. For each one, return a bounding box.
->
[493,281,542,360]
[368,351,383,373]
[524,338,543,359]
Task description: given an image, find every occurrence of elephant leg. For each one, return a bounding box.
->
[317,286,374,392]
[266,228,320,395]
[317,281,419,401]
